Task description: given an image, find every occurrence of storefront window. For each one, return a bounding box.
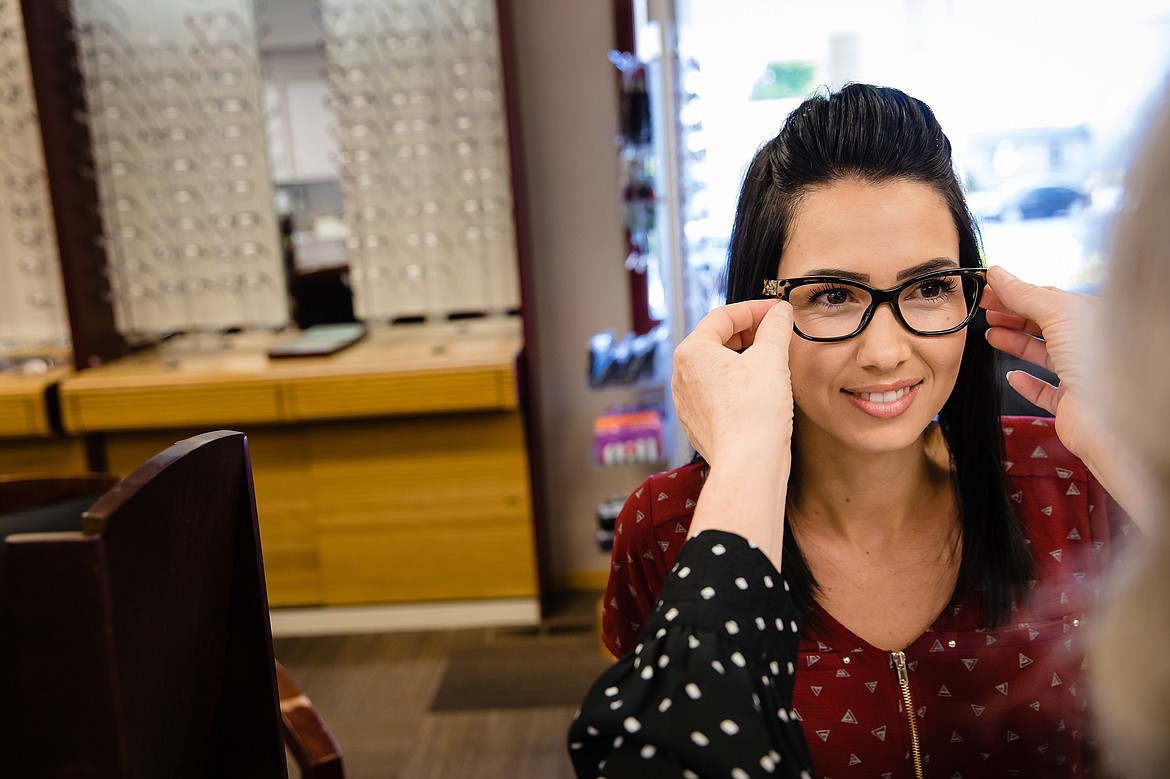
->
[665,0,1170,328]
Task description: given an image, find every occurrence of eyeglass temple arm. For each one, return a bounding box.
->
[761,279,787,297]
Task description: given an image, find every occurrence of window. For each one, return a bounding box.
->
[662,0,1170,329]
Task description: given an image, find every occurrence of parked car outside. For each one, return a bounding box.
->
[973,185,1090,222]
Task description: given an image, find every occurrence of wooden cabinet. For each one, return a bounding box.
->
[0,366,88,475]
[58,320,540,610]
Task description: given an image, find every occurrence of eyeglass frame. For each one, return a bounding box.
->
[761,266,988,342]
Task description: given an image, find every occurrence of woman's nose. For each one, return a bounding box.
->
[855,302,912,370]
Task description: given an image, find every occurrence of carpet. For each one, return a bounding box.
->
[430,640,613,711]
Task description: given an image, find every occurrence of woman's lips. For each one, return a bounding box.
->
[841,382,922,418]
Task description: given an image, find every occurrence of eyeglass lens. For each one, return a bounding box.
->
[788,272,980,339]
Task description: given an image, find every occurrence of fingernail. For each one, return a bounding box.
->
[995,266,1017,281]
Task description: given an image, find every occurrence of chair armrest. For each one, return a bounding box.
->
[275,660,345,779]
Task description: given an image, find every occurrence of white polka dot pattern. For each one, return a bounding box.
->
[570,531,814,777]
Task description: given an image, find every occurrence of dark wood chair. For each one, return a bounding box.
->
[0,471,119,514]
[0,472,119,584]
[0,431,343,778]
[277,661,345,779]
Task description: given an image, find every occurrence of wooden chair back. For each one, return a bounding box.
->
[0,472,119,514]
[0,430,287,778]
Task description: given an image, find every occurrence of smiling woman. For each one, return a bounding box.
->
[769,179,971,488]
[571,84,1134,779]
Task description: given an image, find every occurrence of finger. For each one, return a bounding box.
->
[1006,370,1063,417]
[980,278,1027,318]
[984,308,1043,337]
[983,305,1029,329]
[693,299,781,348]
[980,285,1044,336]
[978,284,1010,314]
[985,327,1056,372]
[747,300,794,358]
[985,265,1056,326]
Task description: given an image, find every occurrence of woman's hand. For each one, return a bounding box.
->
[671,299,796,565]
[982,266,1149,518]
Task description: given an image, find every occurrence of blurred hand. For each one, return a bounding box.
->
[982,265,1151,520]
[981,265,1100,459]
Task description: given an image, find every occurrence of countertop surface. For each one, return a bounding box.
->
[61,318,523,387]
[56,318,525,431]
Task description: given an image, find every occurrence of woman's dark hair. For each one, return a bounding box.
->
[722,83,1031,627]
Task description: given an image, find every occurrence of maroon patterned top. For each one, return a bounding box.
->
[601,417,1134,777]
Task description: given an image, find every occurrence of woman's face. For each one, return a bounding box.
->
[778,178,966,457]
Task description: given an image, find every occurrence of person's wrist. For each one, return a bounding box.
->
[690,445,790,567]
[705,426,791,468]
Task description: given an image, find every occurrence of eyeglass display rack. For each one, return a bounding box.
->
[0,1,70,354]
[68,0,290,344]
[15,0,295,361]
[590,2,712,554]
[14,0,534,353]
[320,0,522,323]
[585,42,665,555]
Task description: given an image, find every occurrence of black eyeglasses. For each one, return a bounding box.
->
[762,267,988,342]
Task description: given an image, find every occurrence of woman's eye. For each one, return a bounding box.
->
[914,278,959,299]
[816,288,849,305]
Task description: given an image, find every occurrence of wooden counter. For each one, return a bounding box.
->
[0,363,88,474]
[57,319,540,610]
[0,362,70,437]
[59,321,522,430]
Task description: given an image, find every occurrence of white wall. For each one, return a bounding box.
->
[507,0,658,588]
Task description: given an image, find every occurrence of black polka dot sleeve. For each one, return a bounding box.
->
[568,530,815,779]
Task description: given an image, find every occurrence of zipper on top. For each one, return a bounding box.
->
[892,650,924,779]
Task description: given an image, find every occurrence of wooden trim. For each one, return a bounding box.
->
[268,598,541,638]
[613,0,636,54]
[20,0,126,369]
[495,0,552,618]
[0,368,69,437]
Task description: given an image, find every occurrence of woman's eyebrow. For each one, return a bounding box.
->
[896,257,960,281]
[799,257,959,283]
[800,268,869,281]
